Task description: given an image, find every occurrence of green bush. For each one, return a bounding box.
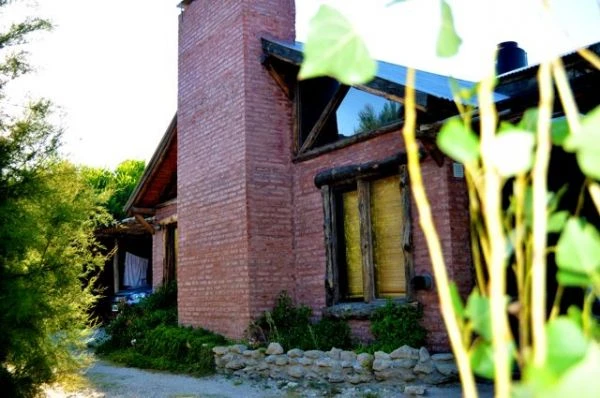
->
[368,300,426,352]
[249,291,352,351]
[97,282,226,375]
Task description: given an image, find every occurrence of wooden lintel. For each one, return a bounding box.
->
[131,207,155,216]
[134,214,156,235]
[358,179,375,303]
[158,215,178,225]
[314,152,408,188]
[299,85,350,154]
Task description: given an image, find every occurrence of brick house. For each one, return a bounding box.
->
[125,0,600,352]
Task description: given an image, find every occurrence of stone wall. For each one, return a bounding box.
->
[213,343,457,386]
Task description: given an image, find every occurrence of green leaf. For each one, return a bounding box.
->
[465,290,491,341]
[436,118,480,164]
[547,211,569,233]
[545,342,600,398]
[436,0,462,58]
[551,117,570,146]
[518,108,539,131]
[449,282,465,319]
[470,340,494,379]
[546,317,588,376]
[557,270,591,287]
[564,106,600,179]
[518,111,570,146]
[298,5,376,85]
[556,218,600,275]
[488,128,535,177]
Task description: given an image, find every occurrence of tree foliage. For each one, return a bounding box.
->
[355,101,402,133]
[82,159,145,221]
[0,7,108,398]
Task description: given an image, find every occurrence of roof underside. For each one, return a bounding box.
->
[124,115,177,214]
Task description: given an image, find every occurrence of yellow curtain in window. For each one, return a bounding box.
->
[371,176,406,297]
[343,190,363,298]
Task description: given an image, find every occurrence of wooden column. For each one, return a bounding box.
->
[322,185,340,306]
[358,179,375,302]
[112,238,119,293]
[400,165,415,300]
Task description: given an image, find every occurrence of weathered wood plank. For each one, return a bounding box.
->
[399,165,416,300]
[113,239,119,294]
[322,185,340,306]
[299,85,350,154]
[295,121,402,162]
[358,180,375,303]
[134,214,155,235]
[314,152,408,188]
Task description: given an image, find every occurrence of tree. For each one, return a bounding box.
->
[83,159,145,221]
[0,7,109,398]
[355,101,402,134]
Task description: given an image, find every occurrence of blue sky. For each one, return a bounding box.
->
[2,0,600,168]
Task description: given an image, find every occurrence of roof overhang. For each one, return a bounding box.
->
[124,114,178,216]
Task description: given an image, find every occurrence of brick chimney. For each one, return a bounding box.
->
[177,0,296,339]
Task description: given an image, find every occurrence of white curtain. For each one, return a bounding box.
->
[123,252,149,288]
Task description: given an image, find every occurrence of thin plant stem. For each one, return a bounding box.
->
[532,62,553,366]
[549,285,564,321]
[588,182,600,214]
[574,179,589,217]
[552,59,580,133]
[514,175,529,355]
[582,291,595,336]
[401,68,478,398]
[578,48,600,71]
[466,172,487,292]
[478,71,511,397]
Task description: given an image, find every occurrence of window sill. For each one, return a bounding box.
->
[294,121,402,163]
[322,299,418,320]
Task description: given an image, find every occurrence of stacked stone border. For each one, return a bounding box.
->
[213,343,458,386]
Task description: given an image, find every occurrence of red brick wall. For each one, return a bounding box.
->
[290,130,472,352]
[177,0,295,339]
[176,0,472,350]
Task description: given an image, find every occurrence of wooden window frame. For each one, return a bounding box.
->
[295,80,404,158]
[322,163,415,306]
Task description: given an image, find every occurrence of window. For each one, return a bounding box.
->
[321,164,413,305]
[297,78,403,155]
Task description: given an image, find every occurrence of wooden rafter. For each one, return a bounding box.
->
[298,85,350,154]
[134,214,155,235]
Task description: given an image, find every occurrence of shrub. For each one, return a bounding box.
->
[249,291,352,351]
[368,300,426,352]
[97,282,226,375]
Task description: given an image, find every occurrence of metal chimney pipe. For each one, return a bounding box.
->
[496,41,528,75]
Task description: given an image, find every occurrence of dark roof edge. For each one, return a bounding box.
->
[496,41,600,95]
[123,114,177,215]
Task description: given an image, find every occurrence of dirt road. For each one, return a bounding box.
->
[45,360,494,397]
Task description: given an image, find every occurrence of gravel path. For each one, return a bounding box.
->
[45,360,494,397]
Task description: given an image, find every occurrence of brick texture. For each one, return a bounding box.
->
[177,0,295,339]
[176,0,472,350]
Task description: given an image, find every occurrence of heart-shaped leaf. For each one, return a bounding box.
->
[436,0,462,58]
[299,5,376,85]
